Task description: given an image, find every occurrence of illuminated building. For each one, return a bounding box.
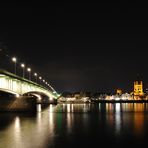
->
[134,80,144,97]
[116,89,122,95]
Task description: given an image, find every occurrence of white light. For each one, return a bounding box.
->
[16,94,20,98]
[34,73,37,76]
[34,94,41,101]
[115,97,120,100]
[15,117,20,129]
[50,97,53,101]
[21,63,25,68]
[27,68,31,72]
[12,57,17,62]
[12,57,17,74]
[39,76,42,79]
[121,97,126,100]
[43,79,45,82]
[37,104,42,112]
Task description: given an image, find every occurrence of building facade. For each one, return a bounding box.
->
[134,81,144,96]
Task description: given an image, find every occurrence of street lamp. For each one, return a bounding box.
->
[39,76,42,84]
[43,79,45,85]
[34,73,37,83]
[12,57,17,75]
[43,79,45,86]
[27,68,31,80]
[21,63,25,78]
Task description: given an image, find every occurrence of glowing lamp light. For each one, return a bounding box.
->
[34,73,37,83]
[27,68,31,80]
[16,94,20,98]
[12,57,17,62]
[21,63,25,68]
[115,97,120,100]
[21,63,25,78]
[12,57,17,74]
[27,68,31,72]
[34,73,37,76]
[50,97,53,101]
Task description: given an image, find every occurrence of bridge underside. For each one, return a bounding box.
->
[23,91,57,104]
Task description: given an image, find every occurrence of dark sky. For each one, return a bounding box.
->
[0,2,148,93]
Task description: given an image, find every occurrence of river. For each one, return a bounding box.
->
[0,103,148,148]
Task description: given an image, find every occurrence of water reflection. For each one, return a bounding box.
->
[67,104,71,113]
[134,113,144,136]
[48,105,54,136]
[37,104,42,112]
[104,103,147,137]
[67,111,73,134]
[115,103,122,134]
[0,103,148,147]
[14,116,22,147]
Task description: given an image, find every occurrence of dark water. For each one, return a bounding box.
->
[0,103,148,148]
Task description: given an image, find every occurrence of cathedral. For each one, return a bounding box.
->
[133,75,144,99]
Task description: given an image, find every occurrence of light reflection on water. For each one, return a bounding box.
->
[115,103,121,134]
[14,116,22,148]
[0,103,148,148]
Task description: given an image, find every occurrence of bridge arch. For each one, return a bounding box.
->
[23,91,54,103]
[0,70,58,101]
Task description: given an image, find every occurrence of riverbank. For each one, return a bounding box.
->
[91,100,148,103]
[58,100,148,104]
[58,100,90,104]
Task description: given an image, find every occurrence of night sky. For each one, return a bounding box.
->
[0,2,148,93]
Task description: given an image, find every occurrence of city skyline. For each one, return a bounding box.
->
[0,2,148,93]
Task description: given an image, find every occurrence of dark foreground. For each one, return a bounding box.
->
[0,103,148,148]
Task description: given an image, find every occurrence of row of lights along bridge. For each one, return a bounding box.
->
[11,57,53,90]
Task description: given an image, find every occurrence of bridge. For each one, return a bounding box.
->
[0,69,59,103]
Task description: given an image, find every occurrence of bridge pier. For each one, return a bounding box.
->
[0,89,37,112]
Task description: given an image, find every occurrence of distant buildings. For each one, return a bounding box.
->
[59,77,148,102]
[134,80,144,96]
[116,89,122,95]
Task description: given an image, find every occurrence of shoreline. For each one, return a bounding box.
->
[90,100,148,103]
[58,100,148,104]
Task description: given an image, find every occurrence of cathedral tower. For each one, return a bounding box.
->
[133,75,144,96]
